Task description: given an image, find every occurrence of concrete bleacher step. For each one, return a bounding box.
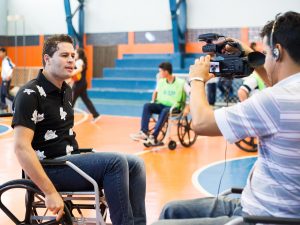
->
[88,88,153,101]
[115,58,172,68]
[92,78,156,90]
[76,98,146,117]
[103,68,189,79]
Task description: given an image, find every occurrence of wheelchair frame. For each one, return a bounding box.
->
[146,105,197,150]
[0,157,108,225]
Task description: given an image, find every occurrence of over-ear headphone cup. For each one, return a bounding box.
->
[273,48,280,60]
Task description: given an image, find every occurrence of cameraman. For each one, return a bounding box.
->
[153,11,300,225]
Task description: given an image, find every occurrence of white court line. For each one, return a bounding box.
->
[0,124,13,136]
[74,107,89,126]
[191,156,257,196]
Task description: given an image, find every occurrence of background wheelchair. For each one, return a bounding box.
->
[145,104,197,150]
[235,137,257,152]
[222,188,300,225]
[0,150,109,225]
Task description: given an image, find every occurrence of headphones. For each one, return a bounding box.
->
[270,16,280,61]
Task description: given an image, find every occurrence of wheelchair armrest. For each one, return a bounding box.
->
[231,187,243,194]
[41,159,67,166]
[244,215,300,224]
[71,148,94,154]
[0,113,13,117]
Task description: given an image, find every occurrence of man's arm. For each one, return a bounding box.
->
[151,90,157,103]
[237,88,249,102]
[14,125,64,221]
[189,55,222,136]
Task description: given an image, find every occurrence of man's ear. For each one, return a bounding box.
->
[43,54,51,66]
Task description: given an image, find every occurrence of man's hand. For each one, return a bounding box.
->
[45,192,65,221]
[189,55,215,83]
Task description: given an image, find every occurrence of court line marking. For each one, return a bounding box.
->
[74,107,89,126]
[191,155,257,196]
[0,124,13,136]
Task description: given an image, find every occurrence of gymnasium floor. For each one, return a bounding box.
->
[0,109,257,224]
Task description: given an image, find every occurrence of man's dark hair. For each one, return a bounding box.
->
[159,62,172,74]
[76,48,87,71]
[42,34,74,67]
[250,42,257,51]
[0,47,7,53]
[260,11,300,64]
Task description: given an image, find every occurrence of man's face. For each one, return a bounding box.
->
[262,36,277,84]
[158,68,168,78]
[45,42,75,81]
[0,51,5,59]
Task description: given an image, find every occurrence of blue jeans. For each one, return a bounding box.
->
[44,152,146,225]
[152,196,248,225]
[141,103,170,139]
[1,80,14,106]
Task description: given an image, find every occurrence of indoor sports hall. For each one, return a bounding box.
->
[0,1,299,224]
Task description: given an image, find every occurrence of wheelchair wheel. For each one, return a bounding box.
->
[0,179,72,225]
[168,140,177,150]
[149,117,168,142]
[177,116,197,147]
[235,137,257,152]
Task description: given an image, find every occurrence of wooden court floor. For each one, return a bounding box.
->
[0,111,256,224]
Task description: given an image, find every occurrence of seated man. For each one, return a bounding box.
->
[153,11,300,224]
[12,34,146,225]
[130,62,189,146]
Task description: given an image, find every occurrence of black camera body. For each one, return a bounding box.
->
[198,33,254,78]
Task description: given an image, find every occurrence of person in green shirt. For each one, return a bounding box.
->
[130,62,189,146]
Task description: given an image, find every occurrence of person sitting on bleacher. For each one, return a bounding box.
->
[130,62,189,146]
[12,34,146,225]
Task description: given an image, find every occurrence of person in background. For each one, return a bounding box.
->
[0,47,15,110]
[130,62,189,146]
[71,48,101,122]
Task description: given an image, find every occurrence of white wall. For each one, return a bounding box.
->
[188,0,300,28]
[0,0,8,35]
[3,0,300,35]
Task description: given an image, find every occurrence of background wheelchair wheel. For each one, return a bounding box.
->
[149,117,168,142]
[168,140,177,150]
[235,137,257,152]
[0,179,72,225]
[177,116,197,147]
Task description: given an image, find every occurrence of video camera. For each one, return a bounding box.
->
[198,33,265,78]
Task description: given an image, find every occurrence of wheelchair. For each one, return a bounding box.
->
[222,188,300,225]
[145,104,197,150]
[235,137,257,152]
[0,151,109,225]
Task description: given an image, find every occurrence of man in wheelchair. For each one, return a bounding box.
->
[11,34,146,225]
[153,11,300,224]
[130,62,190,146]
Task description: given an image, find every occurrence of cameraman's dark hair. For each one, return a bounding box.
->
[42,34,74,67]
[0,47,7,53]
[159,62,172,74]
[260,11,300,64]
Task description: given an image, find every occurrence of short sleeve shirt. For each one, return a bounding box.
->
[214,72,300,217]
[12,69,78,159]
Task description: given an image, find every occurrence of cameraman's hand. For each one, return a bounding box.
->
[189,55,215,83]
[216,37,253,56]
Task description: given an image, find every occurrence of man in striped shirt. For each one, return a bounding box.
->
[153,11,300,225]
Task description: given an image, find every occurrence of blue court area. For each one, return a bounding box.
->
[0,125,9,134]
[196,156,257,196]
